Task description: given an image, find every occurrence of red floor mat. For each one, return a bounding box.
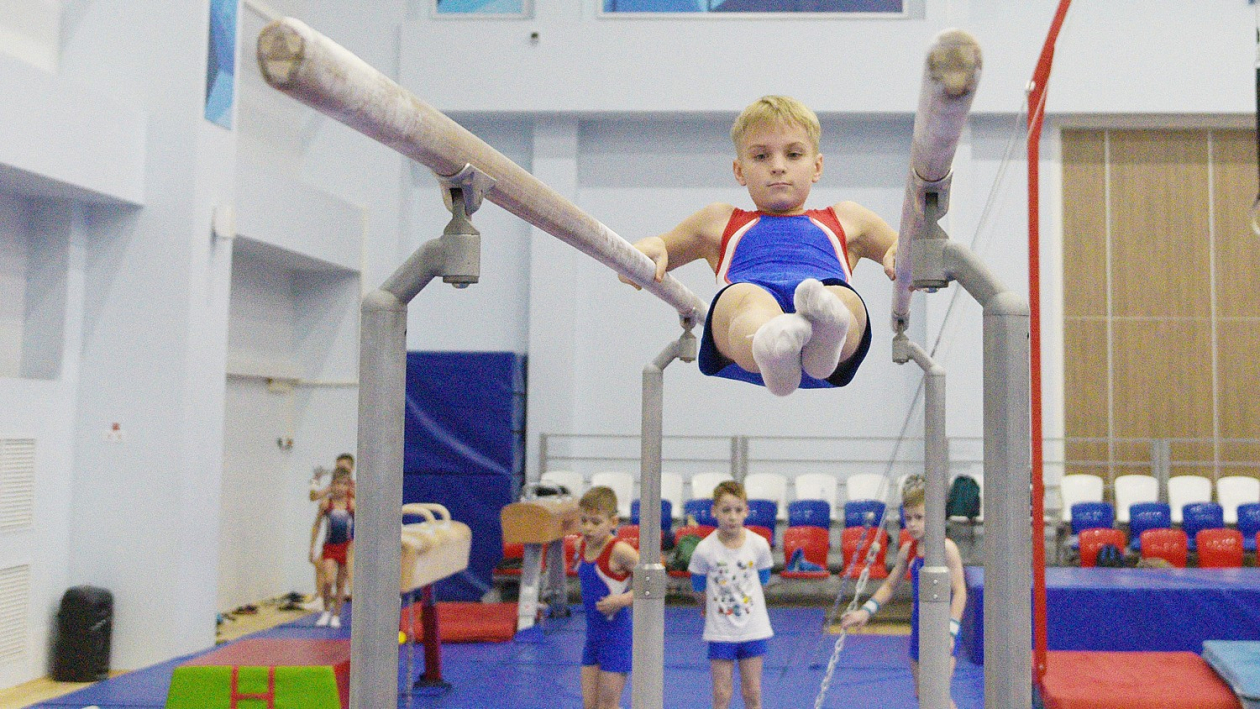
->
[399,601,517,643]
[1042,651,1241,709]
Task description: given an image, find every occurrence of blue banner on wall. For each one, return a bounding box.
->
[205,0,238,128]
[403,352,526,601]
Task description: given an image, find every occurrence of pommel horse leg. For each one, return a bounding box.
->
[500,497,580,635]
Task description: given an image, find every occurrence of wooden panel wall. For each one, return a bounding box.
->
[1061,128,1259,483]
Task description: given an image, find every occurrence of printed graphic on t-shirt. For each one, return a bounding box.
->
[711,558,759,621]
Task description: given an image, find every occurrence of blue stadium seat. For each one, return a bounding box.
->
[746,499,777,530]
[1238,503,1260,553]
[1069,501,1115,550]
[683,498,717,528]
[1127,501,1171,551]
[630,499,673,536]
[844,499,886,529]
[788,500,831,529]
[1181,501,1225,551]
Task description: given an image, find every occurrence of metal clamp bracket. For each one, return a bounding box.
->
[439,163,496,217]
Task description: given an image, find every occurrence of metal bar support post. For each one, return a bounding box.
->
[892,333,950,709]
[350,171,486,709]
[633,327,697,709]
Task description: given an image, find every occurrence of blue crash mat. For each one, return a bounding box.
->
[962,566,1260,665]
[1203,640,1260,709]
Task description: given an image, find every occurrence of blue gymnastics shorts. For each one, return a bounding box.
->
[582,632,632,674]
[707,639,769,661]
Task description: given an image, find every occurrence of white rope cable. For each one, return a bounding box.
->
[811,69,1052,709]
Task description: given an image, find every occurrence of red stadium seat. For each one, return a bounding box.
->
[840,526,888,579]
[1195,528,1243,568]
[615,524,641,550]
[1079,528,1127,568]
[497,542,525,576]
[781,526,830,579]
[748,525,774,548]
[1140,528,1188,568]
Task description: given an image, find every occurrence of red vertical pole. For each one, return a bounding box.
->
[420,585,443,683]
[1028,0,1074,686]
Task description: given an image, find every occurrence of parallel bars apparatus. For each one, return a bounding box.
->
[257,18,1031,709]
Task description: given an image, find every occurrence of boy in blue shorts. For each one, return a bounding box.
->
[839,475,968,708]
[576,486,639,709]
[688,481,774,709]
[621,95,899,396]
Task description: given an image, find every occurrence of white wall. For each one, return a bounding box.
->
[398,1,1255,115]
[0,0,1249,690]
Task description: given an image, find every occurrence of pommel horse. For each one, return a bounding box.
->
[500,490,580,634]
[399,503,471,691]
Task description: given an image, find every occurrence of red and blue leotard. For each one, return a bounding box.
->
[697,207,872,388]
[577,537,633,673]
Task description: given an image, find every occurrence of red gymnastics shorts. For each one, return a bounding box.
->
[321,541,350,565]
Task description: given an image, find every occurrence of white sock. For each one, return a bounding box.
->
[794,279,851,380]
[751,314,811,397]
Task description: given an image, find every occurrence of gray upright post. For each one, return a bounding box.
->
[350,180,484,709]
[940,242,1031,709]
[634,329,697,709]
[892,335,951,709]
[353,289,410,709]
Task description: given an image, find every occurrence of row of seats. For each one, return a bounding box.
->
[1061,473,1260,525]
[522,524,917,582]
[540,469,914,523]
[1068,500,1260,553]
[1079,527,1260,569]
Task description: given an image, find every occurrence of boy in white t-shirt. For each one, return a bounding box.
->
[688,480,774,709]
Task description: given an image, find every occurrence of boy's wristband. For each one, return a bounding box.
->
[861,599,881,616]
[949,618,961,638]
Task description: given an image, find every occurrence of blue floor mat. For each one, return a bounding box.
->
[28,606,984,708]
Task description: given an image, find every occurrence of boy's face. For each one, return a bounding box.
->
[712,493,750,533]
[733,120,822,215]
[579,508,618,544]
[903,503,926,541]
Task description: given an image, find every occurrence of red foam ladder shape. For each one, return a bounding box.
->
[229,666,276,709]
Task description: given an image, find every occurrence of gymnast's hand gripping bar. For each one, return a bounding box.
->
[891,29,983,332]
[256,17,708,328]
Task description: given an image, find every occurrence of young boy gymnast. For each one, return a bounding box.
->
[576,486,639,709]
[839,475,968,708]
[688,481,774,709]
[621,95,899,396]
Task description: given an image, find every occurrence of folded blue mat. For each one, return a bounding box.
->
[1203,640,1260,709]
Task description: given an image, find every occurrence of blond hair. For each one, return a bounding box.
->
[579,486,619,518]
[713,480,747,503]
[901,475,926,508]
[730,95,821,154]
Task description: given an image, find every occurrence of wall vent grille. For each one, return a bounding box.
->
[0,564,30,663]
[0,439,35,530]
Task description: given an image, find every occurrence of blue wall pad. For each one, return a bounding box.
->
[963,566,1260,665]
[404,351,526,601]
[1203,640,1260,709]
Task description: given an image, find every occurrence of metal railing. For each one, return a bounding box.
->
[539,432,1260,509]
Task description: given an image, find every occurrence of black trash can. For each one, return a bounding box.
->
[51,585,112,682]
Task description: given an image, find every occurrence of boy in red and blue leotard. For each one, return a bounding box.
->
[839,476,968,708]
[620,95,899,396]
[575,486,639,709]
